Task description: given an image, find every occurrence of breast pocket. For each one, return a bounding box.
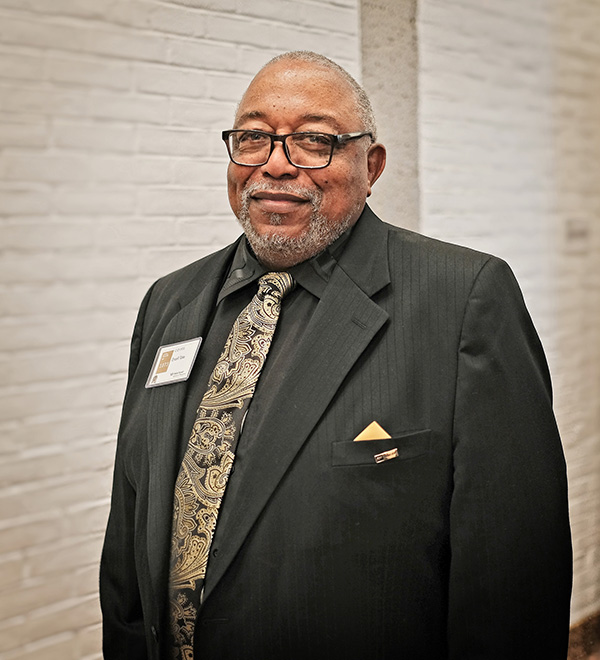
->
[331,430,431,467]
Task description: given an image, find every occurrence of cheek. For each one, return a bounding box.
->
[317,158,368,206]
[227,164,241,190]
[323,178,369,218]
[227,166,249,213]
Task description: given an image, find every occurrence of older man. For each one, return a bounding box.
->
[100,51,572,660]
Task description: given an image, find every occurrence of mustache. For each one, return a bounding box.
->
[241,181,322,207]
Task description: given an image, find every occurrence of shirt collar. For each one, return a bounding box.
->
[217,225,353,304]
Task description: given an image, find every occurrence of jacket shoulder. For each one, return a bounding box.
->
[380,220,521,307]
[385,222,495,270]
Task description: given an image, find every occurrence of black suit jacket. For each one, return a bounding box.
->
[100,206,572,660]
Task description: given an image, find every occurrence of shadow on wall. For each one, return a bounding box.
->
[568,611,600,659]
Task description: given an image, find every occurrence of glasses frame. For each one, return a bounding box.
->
[221,129,373,169]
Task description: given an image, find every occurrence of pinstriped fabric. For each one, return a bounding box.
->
[168,272,294,660]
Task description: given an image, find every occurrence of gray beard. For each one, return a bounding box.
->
[236,181,360,269]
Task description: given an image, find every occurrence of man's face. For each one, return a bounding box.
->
[227,60,385,268]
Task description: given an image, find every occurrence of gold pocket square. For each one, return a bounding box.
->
[353,421,397,463]
[353,421,392,442]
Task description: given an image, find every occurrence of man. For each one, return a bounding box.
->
[100,51,572,660]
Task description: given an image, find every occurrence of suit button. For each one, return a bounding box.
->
[212,547,219,557]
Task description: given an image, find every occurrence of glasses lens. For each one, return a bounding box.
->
[287,133,333,167]
[226,131,334,168]
[228,131,271,165]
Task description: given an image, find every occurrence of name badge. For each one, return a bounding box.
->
[145,337,202,388]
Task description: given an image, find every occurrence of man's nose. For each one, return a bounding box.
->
[260,141,298,178]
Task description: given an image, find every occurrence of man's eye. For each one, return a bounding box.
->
[293,133,332,149]
[239,131,266,143]
[305,133,330,145]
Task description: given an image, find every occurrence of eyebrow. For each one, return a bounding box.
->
[235,111,343,132]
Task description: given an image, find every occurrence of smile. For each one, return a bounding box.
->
[251,191,309,203]
[250,190,310,213]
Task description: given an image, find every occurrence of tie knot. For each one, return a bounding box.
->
[258,272,295,301]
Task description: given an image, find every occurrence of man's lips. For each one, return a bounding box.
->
[251,191,309,203]
[250,190,310,213]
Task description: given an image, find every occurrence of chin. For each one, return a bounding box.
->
[237,206,359,270]
[251,217,307,240]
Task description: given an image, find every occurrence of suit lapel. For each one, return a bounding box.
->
[203,209,391,601]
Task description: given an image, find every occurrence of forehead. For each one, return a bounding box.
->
[234,61,360,131]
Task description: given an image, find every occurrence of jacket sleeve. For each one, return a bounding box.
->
[447,257,572,659]
[100,284,155,660]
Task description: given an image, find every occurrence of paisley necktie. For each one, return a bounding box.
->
[168,271,295,659]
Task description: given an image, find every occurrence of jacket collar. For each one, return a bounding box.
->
[337,203,390,298]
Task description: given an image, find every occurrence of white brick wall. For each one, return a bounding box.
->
[0,1,361,657]
[3,0,599,654]
[418,0,600,625]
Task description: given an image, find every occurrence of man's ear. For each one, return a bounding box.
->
[366,143,386,196]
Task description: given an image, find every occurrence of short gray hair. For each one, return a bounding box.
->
[260,51,378,141]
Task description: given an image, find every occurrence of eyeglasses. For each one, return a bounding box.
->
[222,129,373,169]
